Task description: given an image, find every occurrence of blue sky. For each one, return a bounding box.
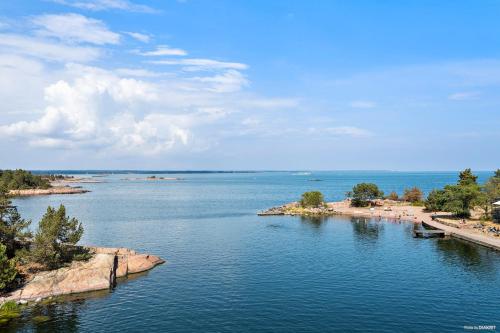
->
[0,0,499,170]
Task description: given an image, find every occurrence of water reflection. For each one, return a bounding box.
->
[2,289,110,332]
[351,217,384,242]
[299,216,328,229]
[434,238,498,278]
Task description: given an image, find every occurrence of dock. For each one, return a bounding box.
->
[413,228,447,238]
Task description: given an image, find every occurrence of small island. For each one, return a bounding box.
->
[260,169,500,249]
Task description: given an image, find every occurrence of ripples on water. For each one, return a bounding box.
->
[5,171,500,332]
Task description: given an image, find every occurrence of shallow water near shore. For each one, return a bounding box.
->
[5,171,500,332]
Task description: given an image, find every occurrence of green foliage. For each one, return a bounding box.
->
[425,189,447,212]
[0,243,17,291]
[348,183,384,207]
[484,169,500,202]
[300,191,325,208]
[0,300,21,325]
[403,187,423,203]
[425,169,484,218]
[387,191,399,201]
[32,205,84,269]
[0,193,31,257]
[458,168,478,186]
[0,169,50,192]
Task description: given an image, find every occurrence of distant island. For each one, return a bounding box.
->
[0,169,91,196]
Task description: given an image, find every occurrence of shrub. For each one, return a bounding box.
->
[300,191,325,208]
[0,243,17,291]
[403,187,423,203]
[348,183,384,207]
[31,205,84,269]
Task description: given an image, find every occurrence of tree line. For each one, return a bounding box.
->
[0,169,51,192]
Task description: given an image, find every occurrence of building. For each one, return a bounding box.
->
[494,201,500,223]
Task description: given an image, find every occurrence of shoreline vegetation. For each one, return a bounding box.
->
[0,181,163,325]
[260,168,500,249]
[1,169,93,197]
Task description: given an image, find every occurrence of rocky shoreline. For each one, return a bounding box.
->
[8,186,90,196]
[259,200,500,251]
[0,247,164,304]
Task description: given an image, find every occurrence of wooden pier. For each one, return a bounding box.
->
[413,229,447,238]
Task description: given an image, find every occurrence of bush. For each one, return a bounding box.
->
[403,187,423,203]
[348,183,384,207]
[300,191,325,208]
[0,243,17,291]
[31,205,84,269]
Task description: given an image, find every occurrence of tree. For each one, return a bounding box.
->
[425,189,447,212]
[441,184,483,218]
[403,187,423,203]
[300,191,325,208]
[484,169,500,202]
[0,169,50,192]
[349,183,384,207]
[0,192,31,258]
[31,205,84,269]
[0,243,17,291]
[458,168,478,186]
[387,191,399,201]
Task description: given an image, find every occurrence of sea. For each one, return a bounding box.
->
[4,170,500,332]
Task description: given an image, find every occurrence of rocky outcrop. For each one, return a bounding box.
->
[8,186,89,196]
[1,247,164,303]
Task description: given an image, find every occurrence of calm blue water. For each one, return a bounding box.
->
[5,171,500,332]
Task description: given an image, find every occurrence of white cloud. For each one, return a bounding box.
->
[0,33,101,62]
[349,100,376,108]
[51,0,158,13]
[33,13,120,45]
[149,58,248,71]
[115,68,173,78]
[136,45,187,56]
[324,126,372,137]
[191,70,248,93]
[124,31,151,43]
[448,91,480,100]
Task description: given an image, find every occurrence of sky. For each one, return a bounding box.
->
[0,0,499,171]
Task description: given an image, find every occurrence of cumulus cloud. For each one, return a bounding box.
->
[33,13,121,45]
[51,0,157,13]
[136,45,187,56]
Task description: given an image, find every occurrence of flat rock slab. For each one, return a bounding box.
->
[1,247,165,303]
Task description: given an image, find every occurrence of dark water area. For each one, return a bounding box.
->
[5,171,500,332]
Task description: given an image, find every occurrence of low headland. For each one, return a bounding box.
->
[260,168,500,250]
[1,169,92,196]
[0,180,163,324]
